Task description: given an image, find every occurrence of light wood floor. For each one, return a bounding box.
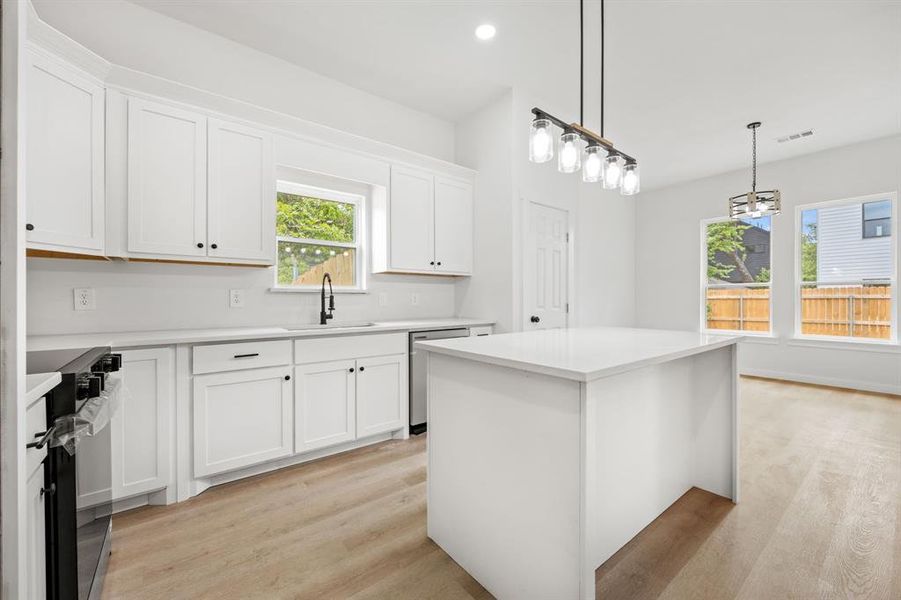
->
[103,378,901,599]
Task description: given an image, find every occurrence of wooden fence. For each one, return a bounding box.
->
[293,251,355,287]
[706,284,892,339]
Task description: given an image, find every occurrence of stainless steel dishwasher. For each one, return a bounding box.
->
[409,328,470,434]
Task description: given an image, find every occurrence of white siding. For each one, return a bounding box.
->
[817,203,892,283]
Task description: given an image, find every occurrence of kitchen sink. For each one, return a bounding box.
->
[285,321,376,331]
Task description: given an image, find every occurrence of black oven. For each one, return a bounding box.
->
[27,347,121,600]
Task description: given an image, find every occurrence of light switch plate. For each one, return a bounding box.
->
[74,288,96,311]
[411,293,419,306]
[229,289,245,308]
[378,292,388,307]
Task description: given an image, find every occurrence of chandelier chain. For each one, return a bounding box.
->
[751,125,757,192]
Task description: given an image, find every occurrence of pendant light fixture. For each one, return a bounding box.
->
[528,0,639,195]
[728,122,781,219]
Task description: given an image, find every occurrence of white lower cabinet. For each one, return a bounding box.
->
[194,366,293,477]
[296,353,407,453]
[26,461,47,600]
[294,359,356,453]
[356,354,406,438]
[115,348,172,499]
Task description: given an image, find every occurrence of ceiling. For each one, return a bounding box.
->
[125,0,901,190]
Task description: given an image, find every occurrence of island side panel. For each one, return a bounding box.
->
[427,352,584,600]
[580,345,738,582]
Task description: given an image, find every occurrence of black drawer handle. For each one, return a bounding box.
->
[233,353,260,359]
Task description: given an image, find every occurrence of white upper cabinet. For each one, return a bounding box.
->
[207,119,274,262]
[388,165,435,272]
[373,165,473,276]
[127,98,208,257]
[434,177,474,274]
[26,48,105,254]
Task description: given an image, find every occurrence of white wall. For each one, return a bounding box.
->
[636,135,901,394]
[30,0,455,162]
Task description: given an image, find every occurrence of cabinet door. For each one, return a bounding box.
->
[295,360,356,453]
[194,367,293,477]
[434,177,473,274]
[113,348,172,500]
[389,165,435,272]
[356,354,407,438]
[26,49,105,253]
[127,97,207,257]
[207,119,275,262]
[26,464,47,600]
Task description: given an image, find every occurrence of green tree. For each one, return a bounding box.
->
[754,267,771,284]
[801,223,817,282]
[706,221,754,282]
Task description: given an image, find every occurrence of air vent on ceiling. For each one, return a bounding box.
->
[776,129,814,143]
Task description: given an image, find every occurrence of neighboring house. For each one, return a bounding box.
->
[713,223,770,283]
[817,200,892,284]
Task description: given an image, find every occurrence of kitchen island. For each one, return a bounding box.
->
[416,327,742,600]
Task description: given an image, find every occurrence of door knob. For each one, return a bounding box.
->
[530,316,540,323]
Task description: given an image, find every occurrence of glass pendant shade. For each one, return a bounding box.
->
[620,163,640,195]
[582,145,603,183]
[602,154,623,189]
[529,119,554,163]
[557,132,581,173]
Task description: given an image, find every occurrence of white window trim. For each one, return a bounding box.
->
[792,192,898,345]
[272,181,368,292]
[699,216,773,336]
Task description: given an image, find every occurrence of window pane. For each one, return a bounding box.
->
[706,285,770,332]
[800,283,891,340]
[863,217,890,238]
[811,202,892,282]
[705,216,771,284]
[277,241,356,287]
[863,200,891,221]
[276,191,355,243]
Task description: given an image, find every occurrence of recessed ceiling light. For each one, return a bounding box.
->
[475,24,496,41]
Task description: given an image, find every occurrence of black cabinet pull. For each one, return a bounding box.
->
[233,353,259,359]
[359,366,365,372]
[40,483,56,497]
[25,223,34,231]
[197,242,204,248]
[530,315,540,323]
[211,243,218,249]
[349,367,355,373]
[430,261,435,265]
[284,375,291,381]
[437,262,442,266]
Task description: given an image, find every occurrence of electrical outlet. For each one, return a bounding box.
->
[74,288,96,311]
[411,293,419,306]
[378,292,388,307]
[229,289,245,308]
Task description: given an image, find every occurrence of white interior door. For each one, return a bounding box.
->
[524,202,570,330]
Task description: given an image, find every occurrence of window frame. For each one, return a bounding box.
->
[699,215,774,336]
[862,199,892,239]
[272,180,367,292]
[793,192,898,344]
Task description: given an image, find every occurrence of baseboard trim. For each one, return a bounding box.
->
[741,368,900,397]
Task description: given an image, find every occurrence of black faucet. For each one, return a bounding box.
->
[320,273,335,325]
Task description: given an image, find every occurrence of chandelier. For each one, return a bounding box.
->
[728,122,781,219]
[528,0,639,195]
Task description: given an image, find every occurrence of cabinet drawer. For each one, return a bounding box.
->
[26,397,47,476]
[295,333,406,364]
[193,339,292,374]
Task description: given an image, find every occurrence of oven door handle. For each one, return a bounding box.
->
[26,423,58,450]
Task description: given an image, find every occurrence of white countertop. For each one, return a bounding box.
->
[27,318,495,352]
[415,326,742,382]
[26,372,61,406]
